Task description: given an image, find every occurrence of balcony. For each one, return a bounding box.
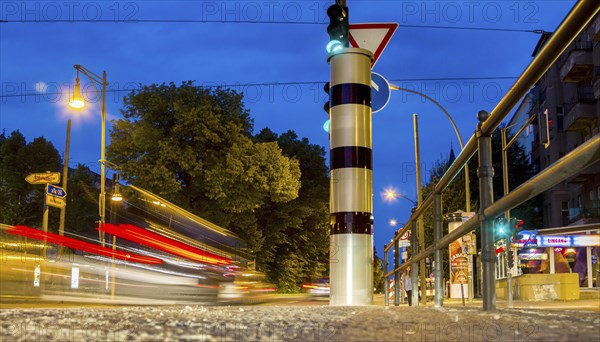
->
[568,200,600,225]
[564,86,597,133]
[559,40,593,83]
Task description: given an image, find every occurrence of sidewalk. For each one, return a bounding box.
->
[374,294,600,311]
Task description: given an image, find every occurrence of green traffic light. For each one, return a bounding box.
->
[326,40,344,54]
[495,217,509,239]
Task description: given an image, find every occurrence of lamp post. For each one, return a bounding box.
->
[389,84,471,213]
[68,64,108,247]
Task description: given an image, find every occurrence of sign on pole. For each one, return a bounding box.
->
[371,72,391,113]
[349,23,398,68]
[26,172,61,184]
[46,184,67,209]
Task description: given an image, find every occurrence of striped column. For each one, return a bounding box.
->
[328,48,374,306]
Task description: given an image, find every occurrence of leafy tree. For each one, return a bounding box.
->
[254,129,330,292]
[0,130,62,228]
[64,164,100,238]
[373,246,385,293]
[107,82,302,267]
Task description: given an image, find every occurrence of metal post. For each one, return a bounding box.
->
[328,48,374,306]
[433,192,443,307]
[477,110,496,311]
[413,114,427,304]
[505,237,513,308]
[59,119,71,240]
[384,244,389,307]
[394,238,400,306]
[501,128,513,308]
[549,247,555,274]
[410,219,419,306]
[99,71,107,247]
[586,231,593,288]
[42,198,49,257]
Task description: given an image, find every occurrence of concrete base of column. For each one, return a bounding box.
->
[330,234,373,306]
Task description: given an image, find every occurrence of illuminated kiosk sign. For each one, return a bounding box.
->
[512,232,599,248]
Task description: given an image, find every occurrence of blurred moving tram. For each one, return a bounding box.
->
[0,185,268,304]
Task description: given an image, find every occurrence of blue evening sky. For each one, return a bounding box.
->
[0,1,575,256]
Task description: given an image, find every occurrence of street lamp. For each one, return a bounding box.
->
[389,84,471,213]
[68,64,108,247]
[383,188,417,206]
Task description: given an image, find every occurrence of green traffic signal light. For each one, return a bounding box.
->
[326,4,349,53]
[495,217,509,239]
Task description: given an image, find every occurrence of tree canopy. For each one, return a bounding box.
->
[108,82,329,291]
[0,130,62,228]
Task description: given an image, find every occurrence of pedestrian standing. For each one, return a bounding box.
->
[402,266,412,306]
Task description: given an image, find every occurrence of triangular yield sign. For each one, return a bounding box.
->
[349,23,398,68]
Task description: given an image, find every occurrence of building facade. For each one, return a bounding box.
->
[524,15,600,229]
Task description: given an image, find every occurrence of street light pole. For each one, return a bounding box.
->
[390,84,471,213]
[69,65,108,247]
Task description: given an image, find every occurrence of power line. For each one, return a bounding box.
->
[0,76,519,99]
[0,19,545,34]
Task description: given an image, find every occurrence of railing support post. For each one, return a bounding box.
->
[410,220,419,306]
[477,110,496,311]
[394,237,400,306]
[384,244,389,308]
[433,192,443,308]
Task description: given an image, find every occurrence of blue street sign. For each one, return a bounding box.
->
[47,184,66,198]
[371,72,391,113]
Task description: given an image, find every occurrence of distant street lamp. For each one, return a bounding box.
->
[68,64,108,247]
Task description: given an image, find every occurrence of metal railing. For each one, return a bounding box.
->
[383,0,600,311]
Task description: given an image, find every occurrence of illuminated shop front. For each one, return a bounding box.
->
[504,230,600,288]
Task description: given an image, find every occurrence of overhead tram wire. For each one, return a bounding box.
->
[0,19,546,34]
[0,76,519,100]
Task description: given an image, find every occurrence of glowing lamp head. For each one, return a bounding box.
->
[326,40,344,54]
[383,189,398,202]
[69,77,85,109]
[111,193,123,202]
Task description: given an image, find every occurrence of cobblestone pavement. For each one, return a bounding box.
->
[1,304,599,341]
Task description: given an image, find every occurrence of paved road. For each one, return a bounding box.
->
[1,296,599,341]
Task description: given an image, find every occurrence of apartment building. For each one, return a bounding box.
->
[520,14,599,229]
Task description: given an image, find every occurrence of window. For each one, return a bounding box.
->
[561,201,569,226]
[590,190,595,201]
[557,115,564,131]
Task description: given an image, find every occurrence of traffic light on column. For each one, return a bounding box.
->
[507,249,514,268]
[326,4,349,54]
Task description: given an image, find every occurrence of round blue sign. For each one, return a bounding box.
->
[371,72,391,113]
